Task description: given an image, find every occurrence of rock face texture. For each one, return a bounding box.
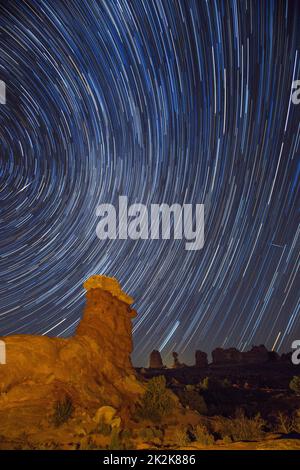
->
[0,275,143,439]
[149,350,164,368]
[75,281,136,382]
[83,275,134,305]
[212,345,270,365]
[195,350,208,368]
[212,347,241,364]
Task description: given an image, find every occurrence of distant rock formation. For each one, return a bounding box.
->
[212,347,241,364]
[149,350,164,368]
[280,351,293,362]
[0,275,143,438]
[244,345,270,363]
[212,345,270,365]
[195,350,208,368]
[172,351,186,368]
[268,351,280,362]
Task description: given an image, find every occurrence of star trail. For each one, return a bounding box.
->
[0,0,299,366]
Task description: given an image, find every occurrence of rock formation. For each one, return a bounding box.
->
[149,350,164,368]
[172,351,186,368]
[0,275,143,439]
[243,345,269,363]
[280,351,292,362]
[268,351,280,362]
[212,345,270,365]
[212,347,242,364]
[83,274,133,305]
[195,350,208,368]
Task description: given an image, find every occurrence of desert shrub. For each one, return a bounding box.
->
[221,378,232,388]
[174,428,190,447]
[276,412,296,434]
[177,390,208,414]
[97,428,135,450]
[139,376,175,422]
[139,426,163,442]
[37,441,60,450]
[121,437,136,450]
[80,437,104,450]
[295,410,300,433]
[199,377,211,390]
[154,427,164,439]
[289,376,300,395]
[121,429,132,440]
[53,395,74,427]
[185,384,196,391]
[109,428,121,450]
[199,376,228,391]
[139,427,154,441]
[118,429,136,450]
[97,420,111,436]
[150,427,163,439]
[214,408,265,442]
[193,424,215,445]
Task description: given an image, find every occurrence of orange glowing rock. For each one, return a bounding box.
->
[83,274,134,305]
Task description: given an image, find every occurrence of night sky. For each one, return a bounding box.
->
[0,0,299,366]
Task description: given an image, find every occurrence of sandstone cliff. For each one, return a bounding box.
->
[0,275,143,439]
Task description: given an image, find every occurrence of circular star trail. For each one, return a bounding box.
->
[0,0,299,366]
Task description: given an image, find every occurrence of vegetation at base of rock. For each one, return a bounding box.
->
[222,435,233,444]
[221,378,232,388]
[138,376,175,422]
[289,376,300,395]
[275,410,300,434]
[138,426,163,441]
[177,390,208,414]
[192,423,215,445]
[52,396,74,427]
[276,412,294,434]
[296,410,300,433]
[199,376,231,391]
[108,428,121,450]
[173,428,190,446]
[119,429,136,450]
[97,420,111,436]
[213,408,266,441]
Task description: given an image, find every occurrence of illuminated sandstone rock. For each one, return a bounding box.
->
[0,275,143,440]
[83,274,133,305]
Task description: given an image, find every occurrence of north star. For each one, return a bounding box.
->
[103,455,138,467]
